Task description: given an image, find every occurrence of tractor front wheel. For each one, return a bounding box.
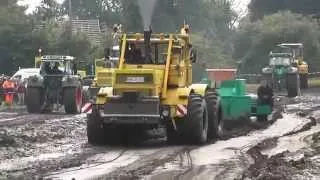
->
[300,74,308,89]
[186,94,208,144]
[64,87,82,114]
[287,74,300,97]
[87,111,105,145]
[205,90,220,140]
[26,87,42,113]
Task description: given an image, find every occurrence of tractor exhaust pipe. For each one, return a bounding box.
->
[144,26,152,63]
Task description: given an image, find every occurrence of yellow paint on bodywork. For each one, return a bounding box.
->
[161,83,208,105]
[190,84,208,96]
[96,87,113,104]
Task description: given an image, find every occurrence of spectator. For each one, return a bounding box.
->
[16,76,25,105]
[0,74,5,105]
[2,77,16,106]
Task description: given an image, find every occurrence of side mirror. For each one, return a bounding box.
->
[190,49,197,63]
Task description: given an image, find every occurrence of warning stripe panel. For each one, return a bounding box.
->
[81,103,92,113]
[176,104,187,117]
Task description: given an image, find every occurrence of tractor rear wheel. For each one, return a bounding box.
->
[64,87,82,114]
[186,94,208,144]
[287,74,300,97]
[300,74,308,89]
[216,107,225,139]
[26,87,42,113]
[205,90,220,140]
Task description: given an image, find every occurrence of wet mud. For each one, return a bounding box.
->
[241,118,320,180]
[0,88,320,180]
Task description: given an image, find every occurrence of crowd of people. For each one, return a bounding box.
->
[0,74,26,106]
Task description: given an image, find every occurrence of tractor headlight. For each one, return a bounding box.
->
[262,67,272,74]
[162,109,170,117]
[288,67,298,73]
[161,106,170,117]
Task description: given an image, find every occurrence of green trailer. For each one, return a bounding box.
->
[215,79,272,123]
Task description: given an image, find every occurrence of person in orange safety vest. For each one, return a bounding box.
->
[2,78,16,106]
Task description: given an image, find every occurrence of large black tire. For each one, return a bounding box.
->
[205,90,220,140]
[300,74,308,89]
[287,74,300,97]
[186,94,208,144]
[26,88,42,113]
[216,106,225,139]
[87,111,105,145]
[64,87,82,114]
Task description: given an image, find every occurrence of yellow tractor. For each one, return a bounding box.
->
[278,43,309,88]
[87,25,222,145]
[89,25,121,101]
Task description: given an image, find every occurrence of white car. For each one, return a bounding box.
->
[11,68,40,82]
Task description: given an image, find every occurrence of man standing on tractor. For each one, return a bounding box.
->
[257,80,274,108]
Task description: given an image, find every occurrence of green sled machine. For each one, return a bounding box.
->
[201,70,273,128]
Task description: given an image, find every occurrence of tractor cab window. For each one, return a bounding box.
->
[41,61,63,75]
[125,41,168,65]
[172,46,182,64]
[269,57,291,66]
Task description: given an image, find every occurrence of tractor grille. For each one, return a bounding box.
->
[104,97,159,115]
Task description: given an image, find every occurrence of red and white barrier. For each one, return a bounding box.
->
[176,104,187,117]
[81,103,92,113]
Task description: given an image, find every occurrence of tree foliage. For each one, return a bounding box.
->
[0,2,33,74]
[249,0,320,21]
[0,0,240,74]
[233,11,320,73]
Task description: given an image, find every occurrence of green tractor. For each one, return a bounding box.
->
[26,55,83,114]
[262,52,300,97]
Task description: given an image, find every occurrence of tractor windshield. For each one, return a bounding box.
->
[40,60,72,75]
[124,41,169,65]
[269,57,291,66]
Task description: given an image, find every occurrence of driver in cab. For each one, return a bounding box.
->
[42,62,63,75]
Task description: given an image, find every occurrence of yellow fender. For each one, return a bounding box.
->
[190,83,208,96]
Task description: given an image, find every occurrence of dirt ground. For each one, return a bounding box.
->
[0,88,319,180]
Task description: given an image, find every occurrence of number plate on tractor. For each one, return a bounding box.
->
[126,77,145,83]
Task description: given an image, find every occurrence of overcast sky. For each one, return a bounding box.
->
[19,0,250,15]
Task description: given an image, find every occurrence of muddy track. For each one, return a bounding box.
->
[0,89,319,180]
[241,111,320,180]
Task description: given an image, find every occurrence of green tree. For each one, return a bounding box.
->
[249,0,320,21]
[0,1,35,74]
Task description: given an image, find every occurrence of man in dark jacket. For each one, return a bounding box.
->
[257,80,274,108]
